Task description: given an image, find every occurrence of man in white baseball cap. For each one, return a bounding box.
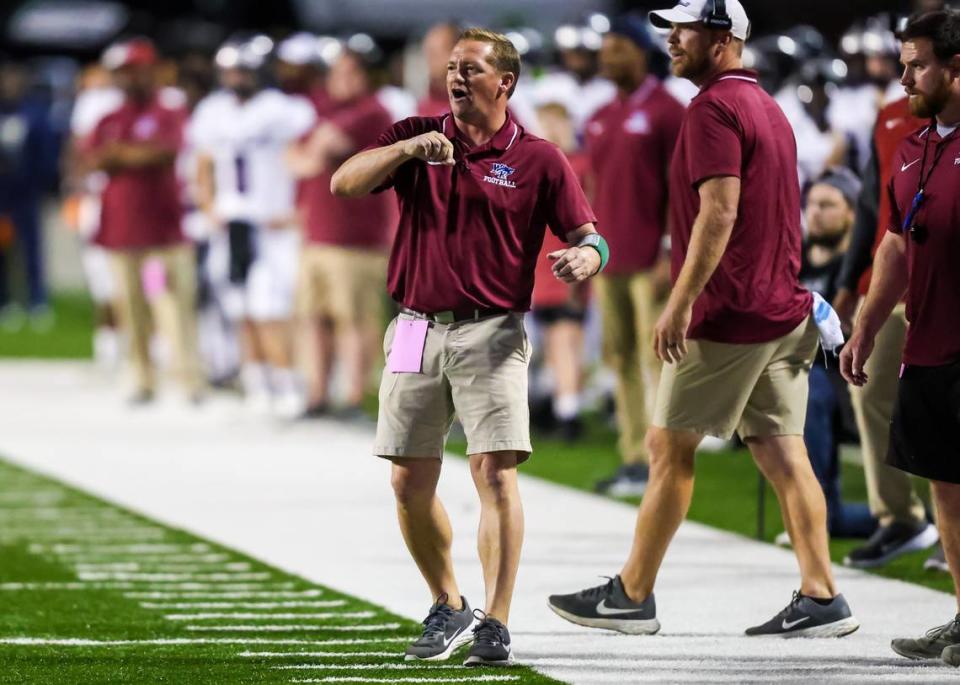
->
[648,0,751,41]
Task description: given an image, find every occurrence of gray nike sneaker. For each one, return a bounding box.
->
[464,611,515,667]
[891,615,960,660]
[943,643,960,667]
[404,594,477,661]
[547,575,660,635]
[746,591,859,638]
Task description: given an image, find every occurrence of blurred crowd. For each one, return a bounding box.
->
[0,1,950,570]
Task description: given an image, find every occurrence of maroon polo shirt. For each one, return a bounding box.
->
[669,69,812,344]
[887,123,960,367]
[373,112,597,313]
[89,96,185,250]
[300,95,397,250]
[585,77,685,273]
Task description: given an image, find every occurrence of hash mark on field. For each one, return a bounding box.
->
[239,651,396,658]
[166,612,375,620]
[78,571,271,581]
[141,601,346,609]
[125,589,319,599]
[184,624,402,632]
[290,678,521,683]
[0,637,411,646]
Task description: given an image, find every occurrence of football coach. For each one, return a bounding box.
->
[331,28,603,667]
[548,0,859,638]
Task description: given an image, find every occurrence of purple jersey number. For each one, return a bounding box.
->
[234,154,247,194]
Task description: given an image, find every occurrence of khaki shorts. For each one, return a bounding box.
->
[652,317,818,440]
[374,312,532,460]
[297,244,387,327]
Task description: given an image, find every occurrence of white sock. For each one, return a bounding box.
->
[553,393,580,421]
[269,366,301,397]
[242,363,269,398]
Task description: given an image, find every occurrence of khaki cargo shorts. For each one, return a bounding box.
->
[652,317,818,440]
[297,244,387,327]
[374,312,532,460]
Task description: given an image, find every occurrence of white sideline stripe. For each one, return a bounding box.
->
[66,554,231,564]
[278,664,457,671]
[240,651,395,658]
[125,589,317,599]
[166,612,375,620]
[75,562,252,572]
[78,572,270,581]
[0,637,410,646]
[0,582,293,591]
[142,601,346,609]
[30,543,211,554]
[185,624,401,632]
[290,678,519,683]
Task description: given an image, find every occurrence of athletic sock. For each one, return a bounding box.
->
[241,363,270,398]
[269,366,301,398]
[553,393,580,421]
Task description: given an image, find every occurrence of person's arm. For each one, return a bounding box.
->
[195,152,217,223]
[330,131,454,198]
[834,138,881,325]
[548,224,602,283]
[287,123,353,179]
[839,231,908,386]
[653,175,740,363]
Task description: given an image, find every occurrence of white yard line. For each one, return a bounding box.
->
[276,664,459,670]
[165,611,374,620]
[240,651,396,658]
[2,362,956,684]
[0,637,412,646]
[0,581,295,591]
[77,571,271,581]
[184,624,402,632]
[290,678,520,684]
[74,562,252,572]
[141,601,345,609]
[29,543,212,554]
[124,590,321,599]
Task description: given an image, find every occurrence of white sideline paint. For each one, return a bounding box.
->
[29,543,211,554]
[125,590,321,600]
[77,572,271,581]
[0,582,294,592]
[141,601,345,609]
[57,554,231,563]
[0,637,411,646]
[2,363,957,684]
[165,611,375,620]
[290,678,520,684]
[240,651,395,658]
[184,624,402,632]
[276,664,458,671]
[74,562,251,572]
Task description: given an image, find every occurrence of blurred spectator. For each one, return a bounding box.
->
[418,21,460,117]
[586,15,684,497]
[287,49,396,418]
[275,32,328,105]
[798,168,876,540]
[834,96,940,571]
[189,35,315,417]
[529,101,591,441]
[0,58,58,330]
[85,38,203,403]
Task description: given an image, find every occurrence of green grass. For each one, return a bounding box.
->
[0,292,94,359]
[0,457,560,684]
[447,420,952,596]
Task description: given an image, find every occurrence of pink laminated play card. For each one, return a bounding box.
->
[387,319,429,373]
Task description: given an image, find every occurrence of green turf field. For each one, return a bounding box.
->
[0,457,560,684]
[0,292,93,359]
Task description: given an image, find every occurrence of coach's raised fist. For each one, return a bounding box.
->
[401,132,455,166]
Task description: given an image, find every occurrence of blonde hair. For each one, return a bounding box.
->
[457,27,521,97]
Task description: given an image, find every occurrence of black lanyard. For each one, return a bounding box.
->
[902,122,958,240]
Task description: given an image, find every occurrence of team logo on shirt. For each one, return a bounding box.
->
[132,115,158,140]
[624,112,650,135]
[955,156,960,166]
[484,162,517,188]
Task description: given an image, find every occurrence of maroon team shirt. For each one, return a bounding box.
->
[89,96,185,250]
[300,95,397,250]
[585,77,684,273]
[373,112,597,313]
[887,124,960,367]
[669,69,812,344]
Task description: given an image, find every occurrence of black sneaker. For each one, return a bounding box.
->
[843,521,938,569]
[404,594,476,661]
[464,611,514,667]
[595,464,649,498]
[924,544,950,573]
[745,591,859,638]
[943,643,960,667]
[891,615,960,660]
[547,575,660,635]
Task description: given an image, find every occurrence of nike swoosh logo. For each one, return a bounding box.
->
[595,600,642,616]
[901,159,921,172]
[782,616,811,630]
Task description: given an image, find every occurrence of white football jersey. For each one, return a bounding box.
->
[188,88,316,223]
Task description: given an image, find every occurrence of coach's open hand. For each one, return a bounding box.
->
[653,299,692,364]
[839,330,873,387]
[401,131,455,166]
[549,246,601,283]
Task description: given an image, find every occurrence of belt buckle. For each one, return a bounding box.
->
[433,311,455,324]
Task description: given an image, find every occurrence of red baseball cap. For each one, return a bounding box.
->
[102,38,158,70]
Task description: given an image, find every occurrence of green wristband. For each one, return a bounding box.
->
[578,233,609,273]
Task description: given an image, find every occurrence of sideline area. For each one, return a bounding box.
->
[2,361,958,683]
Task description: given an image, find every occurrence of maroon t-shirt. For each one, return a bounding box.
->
[300,95,397,250]
[373,112,597,313]
[669,69,812,343]
[89,96,185,250]
[585,77,684,273]
[887,124,960,366]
